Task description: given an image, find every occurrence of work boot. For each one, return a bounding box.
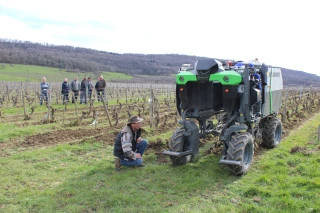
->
[115,157,121,171]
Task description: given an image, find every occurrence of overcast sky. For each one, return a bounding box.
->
[0,0,319,75]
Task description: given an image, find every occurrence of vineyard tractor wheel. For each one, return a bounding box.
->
[262,117,282,148]
[168,127,192,166]
[226,132,254,175]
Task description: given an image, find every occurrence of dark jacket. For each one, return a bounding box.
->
[95,81,99,90]
[113,125,142,160]
[80,80,88,91]
[97,79,106,90]
[61,81,70,94]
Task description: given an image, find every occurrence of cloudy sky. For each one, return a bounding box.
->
[0,0,319,75]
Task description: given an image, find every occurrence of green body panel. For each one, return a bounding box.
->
[176,70,242,85]
[209,71,242,85]
[176,72,197,84]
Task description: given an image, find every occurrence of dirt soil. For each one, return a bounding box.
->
[20,128,113,147]
[1,107,319,162]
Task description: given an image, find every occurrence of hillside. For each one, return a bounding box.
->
[281,68,320,87]
[1,39,319,86]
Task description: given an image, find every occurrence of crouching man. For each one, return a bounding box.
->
[113,116,148,170]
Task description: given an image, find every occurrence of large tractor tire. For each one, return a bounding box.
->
[261,117,282,148]
[226,132,254,175]
[168,127,191,166]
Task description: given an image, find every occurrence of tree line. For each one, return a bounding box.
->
[0,39,205,75]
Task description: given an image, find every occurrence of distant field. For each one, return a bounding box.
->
[0,63,133,82]
[101,71,132,81]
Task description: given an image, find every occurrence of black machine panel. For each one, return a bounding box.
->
[177,82,223,113]
[250,87,261,106]
[222,85,238,112]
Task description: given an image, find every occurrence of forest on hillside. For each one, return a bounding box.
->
[0,39,205,75]
[1,39,320,86]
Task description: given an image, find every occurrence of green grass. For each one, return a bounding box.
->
[0,63,133,82]
[101,71,132,81]
[0,114,319,212]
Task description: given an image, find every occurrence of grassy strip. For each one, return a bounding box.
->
[0,114,319,212]
[223,114,320,212]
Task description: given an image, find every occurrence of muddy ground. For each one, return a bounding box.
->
[1,105,319,164]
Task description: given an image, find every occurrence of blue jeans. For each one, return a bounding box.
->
[88,91,92,100]
[40,90,49,106]
[120,140,148,167]
[80,90,87,104]
[62,93,69,103]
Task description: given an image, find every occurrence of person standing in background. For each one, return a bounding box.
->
[40,77,50,106]
[96,75,106,102]
[80,77,88,104]
[61,78,70,104]
[70,76,81,103]
[95,76,100,101]
[87,77,94,101]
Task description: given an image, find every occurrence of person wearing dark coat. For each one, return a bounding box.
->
[80,77,88,104]
[94,76,100,100]
[61,78,70,103]
[95,75,106,102]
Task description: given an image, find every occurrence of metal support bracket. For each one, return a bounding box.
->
[219,156,242,166]
[161,150,192,157]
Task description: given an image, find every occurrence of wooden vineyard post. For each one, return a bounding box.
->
[63,104,65,126]
[283,89,289,123]
[149,89,154,128]
[101,96,112,127]
[21,82,28,120]
[299,87,302,100]
[63,102,67,126]
[21,82,26,115]
[47,87,51,123]
[74,99,79,125]
[6,84,9,107]
[34,85,37,107]
[125,87,128,104]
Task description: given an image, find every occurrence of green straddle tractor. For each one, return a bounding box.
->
[162,59,283,175]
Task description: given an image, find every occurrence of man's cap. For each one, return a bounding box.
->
[127,116,144,124]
